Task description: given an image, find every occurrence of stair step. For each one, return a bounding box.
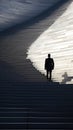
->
[0,82,73,129]
[0,122,73,129]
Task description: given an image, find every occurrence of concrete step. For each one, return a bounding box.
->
[0,107,73,129]
[0,82,73,129]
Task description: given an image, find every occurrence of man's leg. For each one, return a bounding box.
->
[46,70,48,79]
[50,70,52,80]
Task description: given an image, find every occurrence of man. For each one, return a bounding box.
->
[45,54,54,80]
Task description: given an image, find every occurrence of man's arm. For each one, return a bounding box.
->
[45,59,47,70]
[52,59,54,69]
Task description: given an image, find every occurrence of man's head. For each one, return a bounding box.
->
[48,54,51,58]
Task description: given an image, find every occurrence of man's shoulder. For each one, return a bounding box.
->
[45,58,54,61]
[50,58,54,61]
[45,58,48,61]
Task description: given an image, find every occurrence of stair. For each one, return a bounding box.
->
[0,81,73,129]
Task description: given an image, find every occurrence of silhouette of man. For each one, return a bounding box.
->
[45,54,54,80]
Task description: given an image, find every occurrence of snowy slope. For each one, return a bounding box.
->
[0,0,61,31]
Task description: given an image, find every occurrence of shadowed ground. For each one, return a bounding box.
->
[0,0,71,82]
[0,0,73,129]
[0,81,73,129]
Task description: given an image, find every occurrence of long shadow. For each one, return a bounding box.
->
[0,0,72,83]
[0,2,73,128]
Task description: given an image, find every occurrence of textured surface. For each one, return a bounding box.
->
[0,1,73,129]
[27,0,73,84]
[0,82,73,129]
[0,0,60,31]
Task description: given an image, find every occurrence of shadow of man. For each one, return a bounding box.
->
[45,54,54,81]
[61,72,73,84]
